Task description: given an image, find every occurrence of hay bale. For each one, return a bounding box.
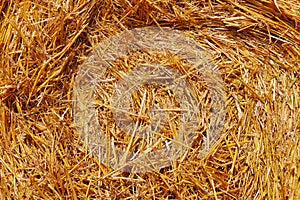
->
[0,0,299,199]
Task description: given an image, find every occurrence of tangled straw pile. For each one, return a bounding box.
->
[1,0,300,199]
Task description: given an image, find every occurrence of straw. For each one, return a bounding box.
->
[0,0,299,199]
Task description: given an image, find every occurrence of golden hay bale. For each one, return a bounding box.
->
[0,0,299,199]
